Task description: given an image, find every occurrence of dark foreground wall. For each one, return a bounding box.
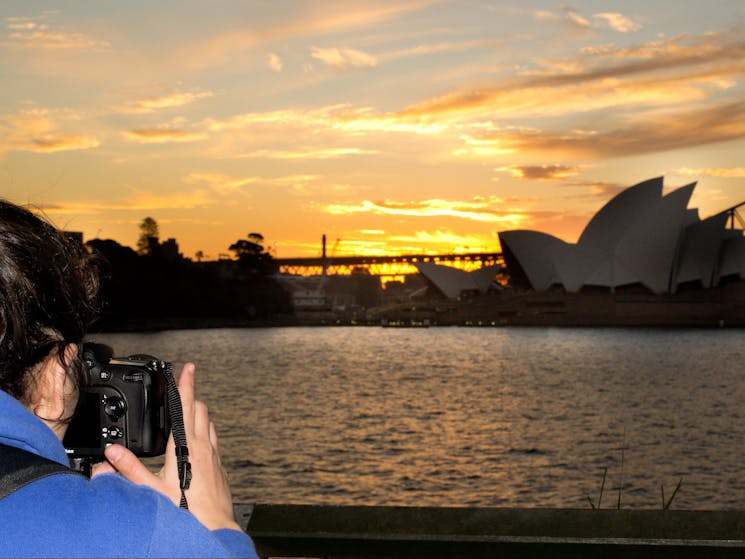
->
[236,504,745,559]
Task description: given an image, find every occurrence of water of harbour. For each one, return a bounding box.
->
[94,326,745,510]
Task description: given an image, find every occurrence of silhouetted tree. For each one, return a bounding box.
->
[137,217,159,255]
[229,232,263,258]
[229,232,277,275]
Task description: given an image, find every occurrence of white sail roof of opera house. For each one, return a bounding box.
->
[498,176,745,294]
[415,262,501,299]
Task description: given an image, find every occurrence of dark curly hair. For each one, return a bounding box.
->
[0,201,100,403]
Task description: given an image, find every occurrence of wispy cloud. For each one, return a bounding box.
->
[267,52,283,72]
[593,13,642,33]
[323,196,528,225]
[184,172,320,191]
[118,89,214,114]
[674,167,745,178]
[30,135,100,153]
[205,109,305,131]
[532,6,591,32]
[205,107,417,160]
[0,107,100,156]
[575,181,627,198]
[33,188,217,216]
[495,165,583,180]
[206,105,447,136]
[124,128,208,144]
[388,230,499,252]
[531,7,641,33]
[459,100,745,159]
[182,1,436,70]
[382,37,504,61]
[237,147,378,159]
[401,30,745,121]
[124,188,215,210]
[311,47,378,70]
[194,28,740,160]
[562,7,592,30]
[183,172,261,192]
[2,16,109,49]
[332,107,447,134]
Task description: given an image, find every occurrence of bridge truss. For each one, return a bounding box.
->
[277,252,503,279]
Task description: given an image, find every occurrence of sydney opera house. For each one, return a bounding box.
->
[499,176,745,295]
[416,177,745,326]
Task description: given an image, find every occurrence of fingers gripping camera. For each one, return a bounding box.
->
[63,343,172,459]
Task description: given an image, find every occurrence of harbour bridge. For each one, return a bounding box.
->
[276,251,503,278]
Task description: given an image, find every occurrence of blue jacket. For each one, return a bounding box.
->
[0,389,258,558]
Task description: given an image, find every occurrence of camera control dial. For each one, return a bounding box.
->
[103,396,126,420]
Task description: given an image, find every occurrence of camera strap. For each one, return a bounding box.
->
[0,443,81,501]
[164,362,191,510]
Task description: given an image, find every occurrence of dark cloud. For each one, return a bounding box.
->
[474,100,745,159]
[400,30,745,119]
[30,135,99,152]
[498,164,582,180]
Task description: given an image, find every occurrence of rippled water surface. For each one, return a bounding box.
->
[95,327,745,509]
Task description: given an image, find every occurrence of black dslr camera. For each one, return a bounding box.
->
[63,343,171,459]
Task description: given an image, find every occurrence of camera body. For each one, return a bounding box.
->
[63,343,171,459]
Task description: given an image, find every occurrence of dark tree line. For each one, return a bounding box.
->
[86,223,291,331]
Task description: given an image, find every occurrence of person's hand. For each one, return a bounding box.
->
[90,362,241,532]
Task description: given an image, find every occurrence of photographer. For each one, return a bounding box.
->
[0,200,258,558]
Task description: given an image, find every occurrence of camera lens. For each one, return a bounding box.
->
[103,397,126,420]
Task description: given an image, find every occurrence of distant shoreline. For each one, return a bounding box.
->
[91,314,745,333]
[90,278,745,332]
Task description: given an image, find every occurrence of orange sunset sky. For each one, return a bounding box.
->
[2,1,745,260]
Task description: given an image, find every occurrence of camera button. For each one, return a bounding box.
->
[105,427,122,440]
[100,369,111,380]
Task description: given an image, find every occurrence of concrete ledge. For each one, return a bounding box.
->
[235,504,745,558]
